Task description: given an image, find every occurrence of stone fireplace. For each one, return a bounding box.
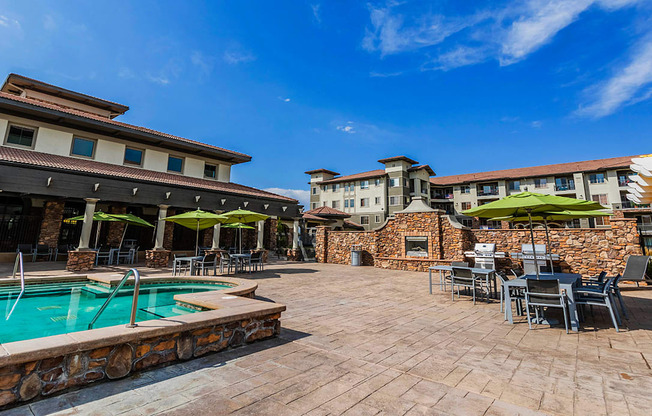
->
[405,236,428,257]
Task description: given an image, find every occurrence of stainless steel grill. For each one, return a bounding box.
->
[510,244,560,275]
[464,243,505,269]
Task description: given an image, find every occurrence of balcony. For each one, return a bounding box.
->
[477,189,499,197]
[613,202,650,210]
[618,178,632,187]
[555,183,575,191]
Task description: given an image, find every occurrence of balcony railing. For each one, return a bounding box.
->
[477,189,499,196]
[618,178,632,187]
[613,202,650,210]
[555,184,575,191]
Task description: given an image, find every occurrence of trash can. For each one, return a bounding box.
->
[351,244,362,266]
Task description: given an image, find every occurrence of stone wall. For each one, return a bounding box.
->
[145,249,171,268]
[106,206,127,247]
[0,312,280,409]
[66,250,97,272]
[37,201,64,249]
[315,211,643,277]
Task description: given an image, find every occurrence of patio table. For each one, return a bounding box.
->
[231,253,252,273]
[429,265,497,298]
[504,273,581,332]
[173,256,202,276]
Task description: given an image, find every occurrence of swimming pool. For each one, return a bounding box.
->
[0,281,231,343]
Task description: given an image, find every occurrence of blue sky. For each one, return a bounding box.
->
[0,0,651,207]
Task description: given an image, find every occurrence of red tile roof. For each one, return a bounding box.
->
[343,219,364,229]
[302,213,330,222]
[0,146,297,203]
[430,155,637,186]
[0,91,251,162]
[304,168,340,176]
[318,169,386,185]
[304,206,351,218]
[408,164,436,176]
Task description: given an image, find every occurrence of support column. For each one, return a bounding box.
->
[287,219,302,261]
[212,223,221,249]
[38,200,65,249]
[78,198,99,250]
[257,221,264,249]
[146,204,171,268]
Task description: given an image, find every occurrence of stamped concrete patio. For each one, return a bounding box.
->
[6,261,652,416]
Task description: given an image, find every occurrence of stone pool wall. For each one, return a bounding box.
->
[0,312,281,409]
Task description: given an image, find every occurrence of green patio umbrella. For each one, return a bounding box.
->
[164,209,227,255]
[65,211,123,249]
[462,192,608,278]
[489,209,612,274]
[222,222,256,254]
[220,209,270,254]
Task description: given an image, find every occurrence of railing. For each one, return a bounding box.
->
[6,252,25,320]
[88,268,141,330]
[554,183,575,191]
[618,178,631,187]
[477,189,499,196]
[638,224,652,235]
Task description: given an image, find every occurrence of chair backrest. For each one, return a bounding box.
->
[622,255,650,281]
[526,279,560,295]
[204,253,217,263]
[221,252,231,261]
[452,267,473,280]
[174,253,187,259]
[596,271,607,283]
[511,268,523,278]
[602,277,616,294]
[497,272,509,284]
[251,251,262,260]
[451,261,469,267]
[58,244,69,252]
[17,244,32,253]
[36,244,50,253]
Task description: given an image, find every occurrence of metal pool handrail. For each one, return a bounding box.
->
[6,252,25,320]
[88,268,141,330]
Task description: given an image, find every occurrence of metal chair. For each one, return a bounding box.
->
[524,279,569,334]
[54,244,70,261]
[116,248,133,264]
[497,272,524,320]
[194,253,217,276]
[621,255,651,286]
[173,253,190,276]
[249,251,264,272]
[450,267,480,304]
[575,277,620,332]
[16,244,34,261]
[95,247,113,265]
[33,244,53,261]
[219,252,235,274]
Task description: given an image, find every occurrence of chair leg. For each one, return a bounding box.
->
[616,290,629,319]
[605,298,620,332]
[562,304,569,334]
[472,283,476,305]
[609,294,622,325]
[525,299,532,329]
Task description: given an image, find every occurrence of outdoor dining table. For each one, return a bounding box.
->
[504,273,582,332]
[230,253,252,273]
[173,256,202,276]
[429,265,498,298]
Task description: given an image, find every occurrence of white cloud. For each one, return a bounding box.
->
[336,121,356,134]
[426,45,491,71]
[264,188,310,207]
[223,49,256,64]
[577,35,652,117]
[0,15,20,30]
[311,4,321,24]
[531,120,543,128]
[277,96,291,102]
[500,0,594,65]
[118,67,136,79]
[43,15,56,31]
[190,50,214,75]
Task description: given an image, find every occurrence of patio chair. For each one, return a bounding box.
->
[33,244,53,262]
[575,277,620,332]
[620,255,651,286]
[451,267,480,305]
[54,244,70,261]
[219,252,235,274]
[524,279,569,334]
[250,251,264,272]
[173,253,190,276]
[95,246,112,265]
[116,247,133,264]
[16,244,34,261]
[511,268,524,278]
[194,253,217,276]
[497,272,524,320]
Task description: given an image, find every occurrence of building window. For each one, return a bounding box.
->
[403,178,409,187]
[360,180,369,189]
[322,185,327,192]
[332,200,340,209]
[375,215,381,223]
[312,187,317,195]
[534,178,547,188]
[360,198,369,207]
[360,216,370,225]
[389,178,400,187]
[167,155,184,173]
[374,178,381,186]
[389,196,399,205]
[421,180,429,194]
[344,199,349,208]
[332,184,340,191]
[460,185,470,194]
[589,173,606,184]
[508,181,520,191]
[374,196,381,205]
[461,202,472,211]
[349,198,355,207]
[5,124,36,147]
[204,163,217,178]
[323,201,327,206]
[311,203,317,209]
[124,147,143,166]
[71,137,96,158]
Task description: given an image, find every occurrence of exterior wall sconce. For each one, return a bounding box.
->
[263,204,269,210]
[93,183,100,192]
[221,199,226,205]
[195,195,201,203]
[46,177,52,187]
[243,201,249,207]
[282,206,287,212]
[132,188,138,196]
[165,192,171,199]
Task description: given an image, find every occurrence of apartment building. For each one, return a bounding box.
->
[429,155,641,228]
[0,73,299,254]
[306,156,435,230]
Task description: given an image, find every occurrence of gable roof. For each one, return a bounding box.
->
[430,155,637,186]
[0,146,296,203]
[304,206,351,218]
[408,164,436,176]
[377,155,418,165]
[318,169,386,185]
[304,168,340,176]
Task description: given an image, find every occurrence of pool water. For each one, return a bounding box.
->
[0,281,230,343]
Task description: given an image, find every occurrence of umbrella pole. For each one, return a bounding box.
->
[543,217,554,275]
[526,210,540,279]
[195,221,200,256]
[94,221,102,249]
[119,224,128,249]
